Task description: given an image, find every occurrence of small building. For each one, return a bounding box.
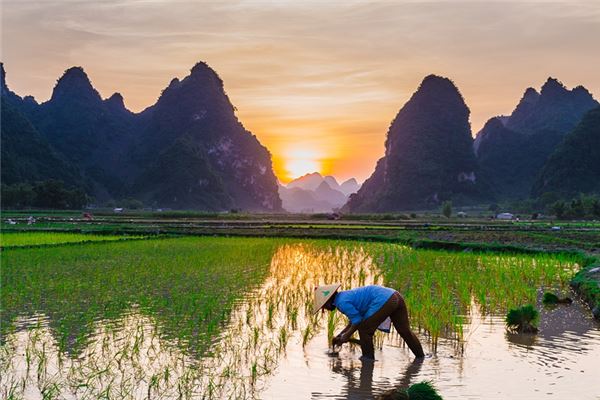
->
[457,211,467,218]
[496,212,514,220]
[113,208,124,213]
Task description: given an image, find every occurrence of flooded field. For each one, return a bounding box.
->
[1,236,599,399]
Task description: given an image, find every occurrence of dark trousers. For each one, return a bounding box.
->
[358,291,424,358]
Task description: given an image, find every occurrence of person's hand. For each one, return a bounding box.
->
[332,336,342,347]
[332,333,349,347]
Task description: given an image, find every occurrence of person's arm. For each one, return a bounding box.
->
[333,322,358,346]
[338,323,359,341]
[332,300,363,345]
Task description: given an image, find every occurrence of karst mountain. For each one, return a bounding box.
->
[475,78,598,200]
[345,75,487,212]
[0,62,282,211]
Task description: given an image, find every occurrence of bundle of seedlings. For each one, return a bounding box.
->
[378,381,443,400]
[542,292,573,305]
[506,304,539,333]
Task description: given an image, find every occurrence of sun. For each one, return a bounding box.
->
[286,158,320,179]
[283,148,322,181]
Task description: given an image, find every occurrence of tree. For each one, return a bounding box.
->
[569,198,585,219]
[120,198,143,210]
[551,201,566,219]
[1,183,35,208]
[592,198,600,218]
[442,201,452,218]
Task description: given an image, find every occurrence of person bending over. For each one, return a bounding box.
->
[313,284,424,360]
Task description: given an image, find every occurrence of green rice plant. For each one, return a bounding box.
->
[250,362,257,385]
[278,327,288,350]
[0,232,142,248]
[506,305,539,333]
[266,302,275,329]
[289,307,298,330]
[1,236,582,398]
[378,244,579,343]
[326,311,339,343]
[302,325,312,348]
[1,237,280,357]
[378,380,443,400]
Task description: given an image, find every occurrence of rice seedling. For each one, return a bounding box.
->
[378,380,444,399]
[0,236,581,399]
[326,310,339,343]
[278,327,288,350]
[506,305,539,333]
[0,231,142,248]
[542,292,573,305]
[302,326,312,348]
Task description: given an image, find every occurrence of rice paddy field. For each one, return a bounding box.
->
[0,232,144,248]
[1,233,599,399]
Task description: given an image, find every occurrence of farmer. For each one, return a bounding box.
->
[313,284,424,360]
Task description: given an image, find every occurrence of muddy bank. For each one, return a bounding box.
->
[571,263,600,320]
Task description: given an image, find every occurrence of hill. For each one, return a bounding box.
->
[533,107,600,197]
[1,62,282,211]
[475,78,598,200]
[345,75,486,212]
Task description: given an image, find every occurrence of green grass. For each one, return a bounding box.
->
[0,232,142,247]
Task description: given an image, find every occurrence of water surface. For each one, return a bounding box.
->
[2,239,599,399]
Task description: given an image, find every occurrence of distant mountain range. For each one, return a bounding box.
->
[1,62,282,211]
[278,172,360,212]
[2,61,599,212]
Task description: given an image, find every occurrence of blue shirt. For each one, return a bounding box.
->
[333,285,396,325]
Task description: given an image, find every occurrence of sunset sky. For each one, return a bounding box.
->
[2,0,600,183]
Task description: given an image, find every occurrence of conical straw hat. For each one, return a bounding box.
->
[312,283,341,314]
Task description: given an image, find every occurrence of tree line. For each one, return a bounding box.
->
[1,180,88,210]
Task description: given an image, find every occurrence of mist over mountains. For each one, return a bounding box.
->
[2,61,598,212]
[278,173,360,212]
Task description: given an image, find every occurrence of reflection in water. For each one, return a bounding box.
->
[328,356,424,399]
[264,291,600,399]
[1,243,385,399]
[2,241,600,399]
[1,311,196,400]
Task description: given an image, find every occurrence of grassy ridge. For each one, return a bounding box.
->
[570,263,600,319]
